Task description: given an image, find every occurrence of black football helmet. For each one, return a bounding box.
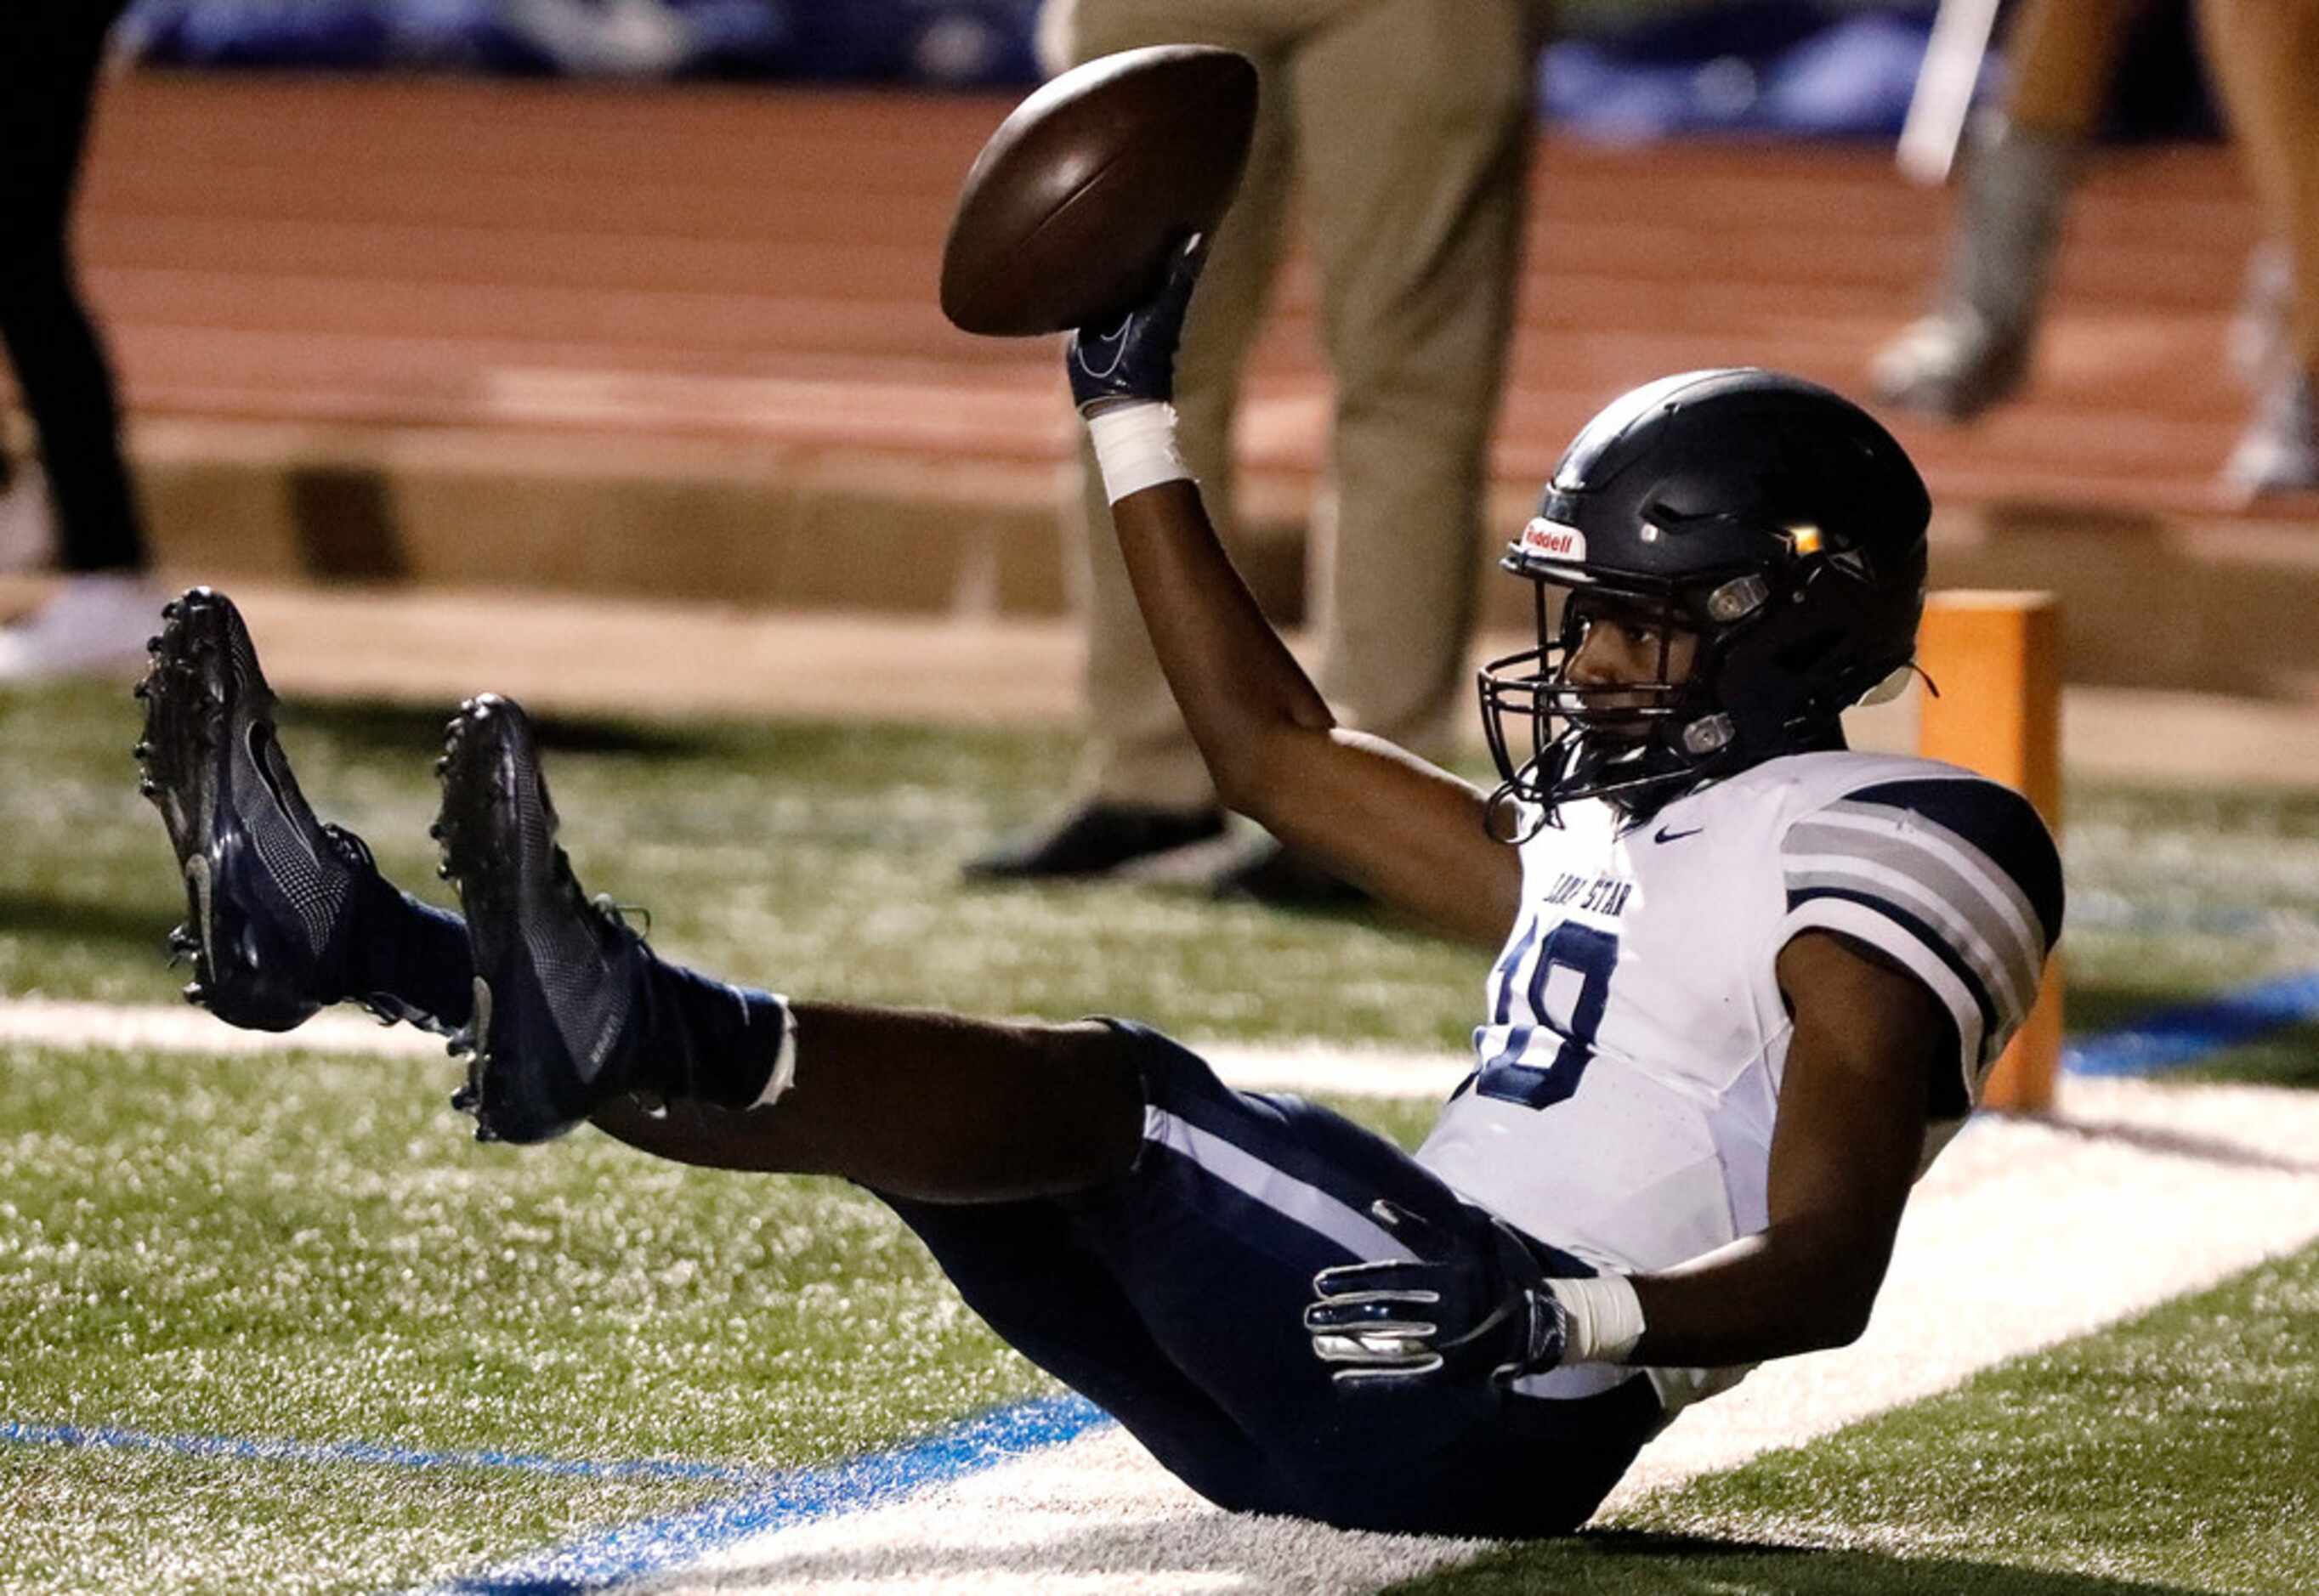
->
[1479,368,1931,826]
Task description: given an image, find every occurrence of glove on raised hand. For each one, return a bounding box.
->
[1066,233,1210,416]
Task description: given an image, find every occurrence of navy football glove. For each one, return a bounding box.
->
[1066,234,1209,416]
[1305,1199,1571,1389]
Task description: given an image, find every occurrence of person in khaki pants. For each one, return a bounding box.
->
[968,0,1552,902]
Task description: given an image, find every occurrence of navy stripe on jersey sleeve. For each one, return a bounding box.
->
[1846,779,2064,948]
[1779,773,2062,1106]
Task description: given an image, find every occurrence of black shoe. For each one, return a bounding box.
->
[1210,837,1369,911]
[135,586,413,1032]
[963,800,1225,880]
[433,693,647,1144]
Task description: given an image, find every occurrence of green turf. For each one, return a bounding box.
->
[0,681,1488,1047]
[0,1035,1432,1596]
[5,1038,2315,1594]
[1392,1237,2319,1596]
[9,678,2319,1063]
[0,1041,1060,1594]
[5,678,2319,1592]
[2063,782,2319,1089]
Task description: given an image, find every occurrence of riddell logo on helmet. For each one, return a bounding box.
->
[1519,518,1587,562]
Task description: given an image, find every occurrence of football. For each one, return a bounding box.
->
[938,44,1260,337]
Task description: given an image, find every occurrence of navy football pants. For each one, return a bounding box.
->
[882,1023,1662,1538]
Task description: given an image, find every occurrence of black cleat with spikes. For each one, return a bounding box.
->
[135,587,415,1032]
[433,693,648,1145]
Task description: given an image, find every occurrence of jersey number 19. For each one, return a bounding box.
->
[1473,922,1620,1111]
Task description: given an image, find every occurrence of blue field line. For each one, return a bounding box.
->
[0,1419,778,1485]
[428,1394,1111,1595]
[2062,968,2319,1078]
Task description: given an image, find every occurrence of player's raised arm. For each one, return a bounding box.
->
[1068,241,1521,946]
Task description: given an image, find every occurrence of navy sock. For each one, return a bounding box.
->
[634,952,795,1111]
[341,883,476,1034]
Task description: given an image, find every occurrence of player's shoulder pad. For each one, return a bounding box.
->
[1818,774,2062,952]
[1778,766,2062,1083]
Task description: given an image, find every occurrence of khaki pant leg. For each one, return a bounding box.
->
[2197,0,2319,375]
[1291,0,1545,760]
[2003,0,2145,138]
[1040,0,1297,808]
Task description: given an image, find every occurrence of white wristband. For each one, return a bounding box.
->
[1085,400,1191,505]
[750,992,799,1111]
[1546,1274,1646,1364]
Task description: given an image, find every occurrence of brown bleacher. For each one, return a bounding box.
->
[35,71,2319,699]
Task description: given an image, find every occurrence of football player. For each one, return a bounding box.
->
[136,249,2060,1537]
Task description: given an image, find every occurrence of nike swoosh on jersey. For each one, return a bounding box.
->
[1653,824,1704,843]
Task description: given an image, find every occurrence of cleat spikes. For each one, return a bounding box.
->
[138,586,387,1036]
[133,680,150,700]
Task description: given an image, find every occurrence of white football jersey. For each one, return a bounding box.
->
[1415,750,2063,1416]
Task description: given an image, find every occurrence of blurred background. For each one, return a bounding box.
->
[0,0,2310,756]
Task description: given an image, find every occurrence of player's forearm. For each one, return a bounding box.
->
[1624,1211,1892,1368]
[1108,480,1340,812]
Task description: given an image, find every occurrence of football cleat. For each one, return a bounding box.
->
[135,586,412,1033]
[433,693,645,1145]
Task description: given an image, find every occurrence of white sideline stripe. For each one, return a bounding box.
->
[0,999,1474,1096]
[18,1000,2319,1592]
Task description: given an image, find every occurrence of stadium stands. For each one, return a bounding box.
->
[20,70,2317,699]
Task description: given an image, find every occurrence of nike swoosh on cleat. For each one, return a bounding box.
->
[244,720,321,863]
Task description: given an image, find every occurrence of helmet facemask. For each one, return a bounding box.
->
[1479,568,1760,835]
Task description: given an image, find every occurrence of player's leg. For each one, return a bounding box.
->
[596,1010,1656,1532]
[426,699,1654,1531]
[966,0,1292,878]
[1873,0,2146,420]
[864,1193,1293,1514]
[136,587,477,1034]
[433,691,1152,1189]
[2197,0,2319,496]
[1289,0,1543,773]
[1057,1025,1662,1536]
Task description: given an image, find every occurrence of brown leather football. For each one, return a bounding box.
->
[939,45,1259,337]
